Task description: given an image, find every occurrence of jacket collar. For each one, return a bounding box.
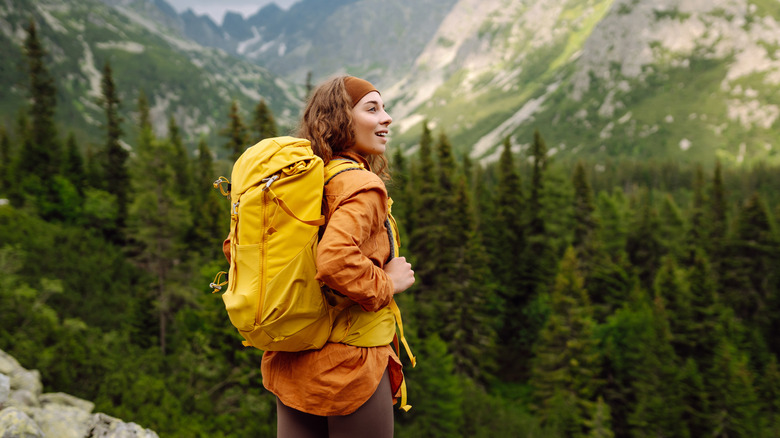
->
[336,150,371,170]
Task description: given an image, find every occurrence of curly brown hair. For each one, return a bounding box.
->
[297,76,389,178]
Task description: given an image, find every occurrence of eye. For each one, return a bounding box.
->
[368,107,377,112]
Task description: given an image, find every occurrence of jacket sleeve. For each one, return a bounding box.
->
[315,183,394,312]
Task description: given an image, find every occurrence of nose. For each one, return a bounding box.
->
[381,109,392,126]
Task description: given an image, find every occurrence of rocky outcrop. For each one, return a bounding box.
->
[0,348,158,438]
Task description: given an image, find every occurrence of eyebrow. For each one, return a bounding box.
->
[363,100,385,107]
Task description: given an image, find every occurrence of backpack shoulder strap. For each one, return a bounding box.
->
[324,158,366,185]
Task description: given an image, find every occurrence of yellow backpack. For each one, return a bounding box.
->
[210,137,415,409]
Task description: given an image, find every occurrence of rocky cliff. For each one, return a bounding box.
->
[0,349,158,438]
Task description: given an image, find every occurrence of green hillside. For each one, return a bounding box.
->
[386,0,780,168]
[0,0,299,154]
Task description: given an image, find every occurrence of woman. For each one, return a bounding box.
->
[261,76,416,438]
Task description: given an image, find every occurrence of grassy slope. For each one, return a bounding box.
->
[392,0,780,169]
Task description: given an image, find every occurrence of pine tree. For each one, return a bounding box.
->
[679,358,710,438]
[192,138,228,257]
[19,19,66,219]
[84,143,103,190]
[416,132,459,336]
[586,192,632,321]
[531,247,601,437]
[707,341,761,437]
[572,161,597,255]
[586,397,615,438]
[492,136,525,287]
[101,61,129,236]
[686,249,721,364]
[408,121,439,319]
[21,19,60,181]
[520,130,556,295]
[62,132,86,194]
[721,193,777,328]
[514,130,557,380]
[626,190,663,289]
[709,160,728,270]
[528,130,547,235]
[167,115,193,200]
[433,131,459,276]
[462,153,473,186]
[252,99,278,142]
[389,146,410,236]
[194,137,215,204]
[491,137,527,378]
[471,161,494,231]
[627,297,690,438]
[653,256,696,358]
[137,91,154,150]
[446,176,500,381]
[659,194,686,261]
[596,190,629,259]
[223,100,248,162]
[685,164,708,263]
[127,113,193,355]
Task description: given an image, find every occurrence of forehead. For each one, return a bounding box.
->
[355,91,384,106]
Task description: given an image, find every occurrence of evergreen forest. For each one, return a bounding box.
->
[3,20,780,438]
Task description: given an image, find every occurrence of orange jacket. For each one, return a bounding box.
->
[316,150,395,312]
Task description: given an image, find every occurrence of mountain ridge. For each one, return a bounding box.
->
[0,0,300,153]
[2,0,779,166]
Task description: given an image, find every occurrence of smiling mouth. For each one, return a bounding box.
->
[376,132,388,137]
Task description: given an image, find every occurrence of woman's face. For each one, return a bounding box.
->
[350,91,392,156]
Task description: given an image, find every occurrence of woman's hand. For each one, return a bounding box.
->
[384,256,415,294]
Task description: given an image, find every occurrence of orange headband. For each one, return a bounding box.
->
[344,76,379,107]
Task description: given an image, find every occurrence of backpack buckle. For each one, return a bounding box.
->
[261,174,279,190]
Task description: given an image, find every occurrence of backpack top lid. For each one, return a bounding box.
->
[230,136,317,198]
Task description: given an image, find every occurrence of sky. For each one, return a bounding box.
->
[166,0,300,24]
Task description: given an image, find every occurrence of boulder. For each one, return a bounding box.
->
[0,373,9,405]
[0,407,44,438]
[40,392,95,413]
[86,413,160,438]
[0,349,159,438]
[24,404,92,438]
[8,389,39,408]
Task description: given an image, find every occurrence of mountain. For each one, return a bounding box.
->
[2,0,778,165]
[0,0,300,152]
[382,0,780,165]
[175,0,780,166]
[173,0,459,88]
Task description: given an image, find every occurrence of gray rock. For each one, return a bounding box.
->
[87,413,160,438]
[7,390,39,408]
[40,392,95,413]
[0,407,44,438]
[0,350,20,376]
[0,349,159,438]
[9,369,41,397]
[0,374,9,406]
[25,404,92,438]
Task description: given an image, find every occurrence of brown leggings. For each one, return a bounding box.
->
[275,370,394,438]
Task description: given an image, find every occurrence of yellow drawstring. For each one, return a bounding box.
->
[210,271,228,293]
